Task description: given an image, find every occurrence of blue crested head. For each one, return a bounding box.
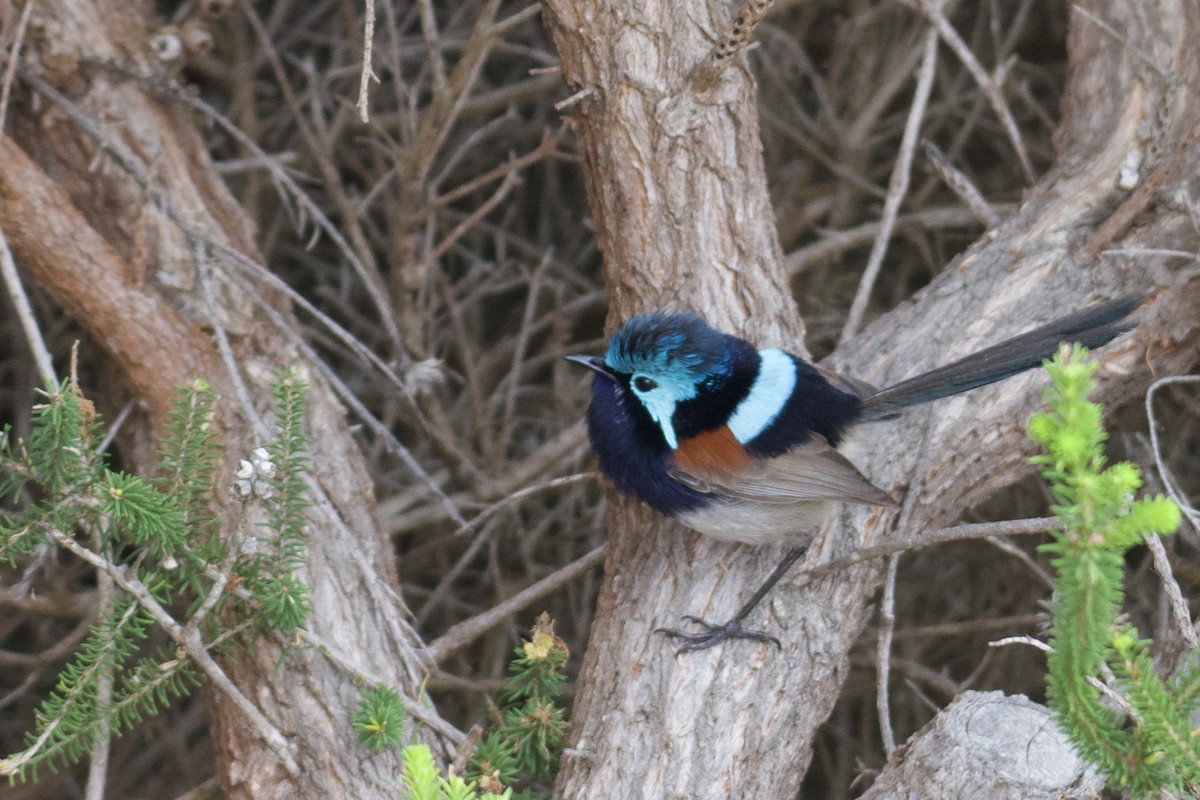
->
[606,313,735,388]
[601,313,755,449]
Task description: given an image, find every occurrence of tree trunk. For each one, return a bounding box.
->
[541,1,1200,797]
[0,0,451,796]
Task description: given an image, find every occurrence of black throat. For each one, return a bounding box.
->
[671,339,760,441]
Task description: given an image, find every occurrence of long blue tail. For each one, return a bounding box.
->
[859,294,1144,421]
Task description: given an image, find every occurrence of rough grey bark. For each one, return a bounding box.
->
[542,1,1200,798]
[0,1,450,796]
[860,692,1104,800]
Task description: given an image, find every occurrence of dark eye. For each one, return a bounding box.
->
[633,376,658,392]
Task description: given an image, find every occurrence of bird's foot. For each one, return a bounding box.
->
[655,615,781,654]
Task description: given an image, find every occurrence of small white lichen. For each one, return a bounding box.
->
[1116,148,1142,190]
[150,31,183,63]
[231,447,276,500]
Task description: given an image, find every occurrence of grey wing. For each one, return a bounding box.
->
[669,439,896,507]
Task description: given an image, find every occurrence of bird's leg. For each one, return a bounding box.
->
[656,546,808,654]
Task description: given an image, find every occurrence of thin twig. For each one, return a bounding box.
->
[84,528,114,800]
[217,235,483,484]
[1089,673,1137,720]
[840,29,939,344]
[1143,375,1200,654]
[876,553,900,754]
[419,169,522,272]
[494,253,551,460]
[0,223,57,386]
[185,509,246,636]
[417,0,449,90]
[174,521,463,747]
[914,0,1036,183]
[0,0,35,134]
[419,127,565,220]
[785,205,1013,276]
[920,139,999,228]
[490,3,543,37]
[985,535,1054,588]
[357,0,378,123]
[800,517,1058,583]
[1144,375,1200,535]
[429,544,607,662]
[450,726,485,775]
[554,85,596,111]
[95,402,135,454]
[1103,248,1200,262]
[1082,141,1193,261]
[396,0,504,276]
[989,635,1049,652]
[46,527,299,775]
[416,473,593,625]
[1143,535,1197,652]
[193,236,270,439]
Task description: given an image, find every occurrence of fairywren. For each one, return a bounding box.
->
[567,295,1142,652]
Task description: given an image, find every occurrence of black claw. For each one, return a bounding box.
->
[654,547,806,654]
[655,615,782,654]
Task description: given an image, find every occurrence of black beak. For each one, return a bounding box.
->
[564,354,614,378]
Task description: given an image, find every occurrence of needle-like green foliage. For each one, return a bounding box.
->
[470,613,569,799]
[1031,345,1194,796]
[401,743,512,800]
[351,615,567,799]
[353,685,408,752]
[254,368,312,629]
[0,374,311,782]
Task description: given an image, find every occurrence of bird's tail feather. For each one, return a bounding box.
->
[859,294,1144,421]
